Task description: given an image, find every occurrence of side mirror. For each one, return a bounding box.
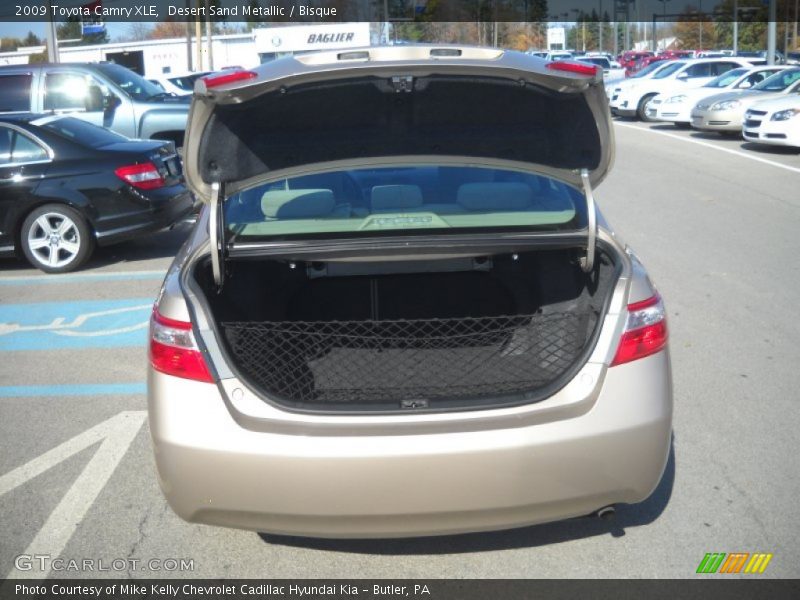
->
[84,85,104,111]
[103,93,121,111]
[676,72,690,81]
[739,80,752,89]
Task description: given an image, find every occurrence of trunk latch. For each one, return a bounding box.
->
[391,76,414,93]
[579,168,597,274]
[400,399,429,409]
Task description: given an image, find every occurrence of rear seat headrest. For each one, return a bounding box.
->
[457,182,532,211]
[261,189,335,219]
[371,185,424,211]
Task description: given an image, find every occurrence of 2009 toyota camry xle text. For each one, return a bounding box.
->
[147,45,673,538]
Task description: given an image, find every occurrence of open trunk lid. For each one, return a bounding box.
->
[184,45,614,198]
[182,46,614,286]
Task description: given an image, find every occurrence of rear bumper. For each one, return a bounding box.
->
[95,187,194,246]
[148,351,672,538]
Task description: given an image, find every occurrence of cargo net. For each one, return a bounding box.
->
[221,313,591,407]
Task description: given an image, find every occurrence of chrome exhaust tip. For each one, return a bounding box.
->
[596,506,616,521]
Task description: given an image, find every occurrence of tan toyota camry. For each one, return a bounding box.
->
[148,45,673,538]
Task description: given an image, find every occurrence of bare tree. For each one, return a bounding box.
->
[126,23,153,42]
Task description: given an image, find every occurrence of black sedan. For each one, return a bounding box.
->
[0,114,194,273]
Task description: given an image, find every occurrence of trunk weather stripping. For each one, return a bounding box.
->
[579,168,597,274]
[210,182,226,288]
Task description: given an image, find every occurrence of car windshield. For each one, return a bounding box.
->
[704,68,748,88]
[631,62,669,79]
[652,62,686,79]
[32,115,129,148]
[225,165,585,242]
[753,69,800,92]
[95,63,165,101]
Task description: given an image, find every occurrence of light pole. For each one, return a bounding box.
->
[767,0,777,64]
[45,0,59,63]
[733,0,738,55]
[598,0,603,52]
[572,9,586,52]
[698,0,703,51]
[656,0,671,52]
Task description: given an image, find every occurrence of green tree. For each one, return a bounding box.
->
[23,31,41,47]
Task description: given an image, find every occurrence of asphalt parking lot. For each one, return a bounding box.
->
[0,120,798,579]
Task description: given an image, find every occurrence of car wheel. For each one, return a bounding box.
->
[20,205,94,273]
[637,94,657,122]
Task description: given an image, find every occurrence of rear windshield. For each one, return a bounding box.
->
[225,165,585,242]
[579,57,610,68]
[33,116,129,148]
[168,73,207,91]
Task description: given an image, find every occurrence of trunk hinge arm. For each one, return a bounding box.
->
[579,168,597,274]
[210,181,225,289]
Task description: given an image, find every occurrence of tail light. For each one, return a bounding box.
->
[115,162,165,190]
[546,61,600,76]
[201,69,257,89]
[611,293,668,367]
[149,308,213,382]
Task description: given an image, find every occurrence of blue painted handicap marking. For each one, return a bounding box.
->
[0,298,153,351]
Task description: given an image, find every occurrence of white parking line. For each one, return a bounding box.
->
[0,269,165,281]
[1,411,147,579]
[615,122,800,175]
[0,269,166,286]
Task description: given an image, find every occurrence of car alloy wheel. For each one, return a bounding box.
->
[21,205,94,273]
[638,94,658,122]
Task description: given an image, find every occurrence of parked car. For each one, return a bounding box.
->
[735,50,785,66]
[618,50,654,72]
[0,114,193,272]
[577,56,626,84]
[606,59,676,101]
[611,58,752,121]
[148,47,672,538]
[0,62,190,148]
[690,67,800,135]
[148,71,210,97]
[624,55,669,77]
[742,95,800,148]
[544,51,574,61]
[658,50,695,60]
[648,66,789,126]
[787,51,800,66]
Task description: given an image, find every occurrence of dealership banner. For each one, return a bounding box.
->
[1,580,800,600]
[0,0,783,23]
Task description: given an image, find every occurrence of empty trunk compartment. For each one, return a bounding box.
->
[193,248,620,412]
